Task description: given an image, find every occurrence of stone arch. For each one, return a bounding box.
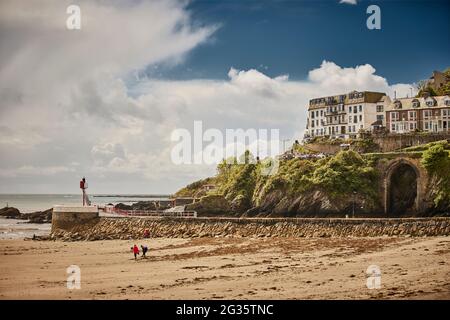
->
[383,158,427,216]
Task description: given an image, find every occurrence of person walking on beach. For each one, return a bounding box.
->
[141,245,148,258]
[132,244,139,260]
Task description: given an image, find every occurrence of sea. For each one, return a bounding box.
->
[0,194,170,239]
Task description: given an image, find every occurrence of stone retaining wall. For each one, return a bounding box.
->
[51,206,99,232]
[50,217,450,241]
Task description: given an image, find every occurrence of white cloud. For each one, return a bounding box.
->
[339,0,358,5]
[0,165,75,178]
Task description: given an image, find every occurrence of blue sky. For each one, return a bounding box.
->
[145,0,450,84]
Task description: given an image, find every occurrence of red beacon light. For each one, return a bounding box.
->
[80,177,88,190]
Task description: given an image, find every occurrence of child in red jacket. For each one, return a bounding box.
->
[132,244,139,260]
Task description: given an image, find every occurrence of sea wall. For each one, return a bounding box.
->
[50,217,450,241]
[373,133,450,152]
[305,134,450,154]
[51,206,99,232]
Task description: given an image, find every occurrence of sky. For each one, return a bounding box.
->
[0,0,449,194]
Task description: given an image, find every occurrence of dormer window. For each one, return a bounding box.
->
[444,97,450,106]
[425,97,436,107]
[412,99,420,108]
[394,100,402,109]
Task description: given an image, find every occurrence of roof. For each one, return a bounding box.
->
[371,120,383,126]
[386,95,449,110]
[308,91,387,109]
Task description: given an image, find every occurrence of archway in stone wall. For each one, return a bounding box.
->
[387,162,418,215]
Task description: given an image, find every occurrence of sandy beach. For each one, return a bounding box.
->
[0,236,449,300]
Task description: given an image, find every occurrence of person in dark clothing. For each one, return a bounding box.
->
[141,245,148,258]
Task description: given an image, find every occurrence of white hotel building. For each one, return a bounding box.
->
[305,91,387,139]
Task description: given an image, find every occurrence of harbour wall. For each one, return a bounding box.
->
[50,216,450,240]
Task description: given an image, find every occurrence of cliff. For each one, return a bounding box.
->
[178,140,450,217]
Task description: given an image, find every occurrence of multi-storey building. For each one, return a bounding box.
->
[305,91,387,139]
[386,95,450,133]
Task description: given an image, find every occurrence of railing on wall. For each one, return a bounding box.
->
[108,208,197,218]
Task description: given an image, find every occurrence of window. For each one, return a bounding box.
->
[377,115,384,122]
[426,98,436,107]
[412,99,420,108]
[311,111,315,119]
[376,105,384,112]
[359,115,362,122]
[423,110,431,119]
[391,124,395,131]
[320,110,323,116]
[348,126,352,133]
[316,111,319,117]
[391,112,399,121]
[409,111,417,121]
[349,106,352,113]
[359,105,362,112]
[354,115,357,123]
[445,99,450,106]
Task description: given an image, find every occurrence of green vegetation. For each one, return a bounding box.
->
[350,137,379,153]
[403,140,450,152]
[415,67,450,97]
[421,141,450,208]
[310,151,378,199]
[416,81,438,97]
[176,138,450,216]
[174,177,215,197]
[186,150,380,209]
[437,68,450,96]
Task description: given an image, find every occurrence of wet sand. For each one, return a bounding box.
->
[0,236,449,299]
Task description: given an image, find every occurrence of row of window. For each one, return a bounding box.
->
[311,105,364,118]
[310,94,347,105]
[394,99,450,109]
[391,120,449,132]
[348,92,364,100]
[390,109,450,121]
[349,115,363,123]
[348,105,363,113]
[310,110,324,118]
